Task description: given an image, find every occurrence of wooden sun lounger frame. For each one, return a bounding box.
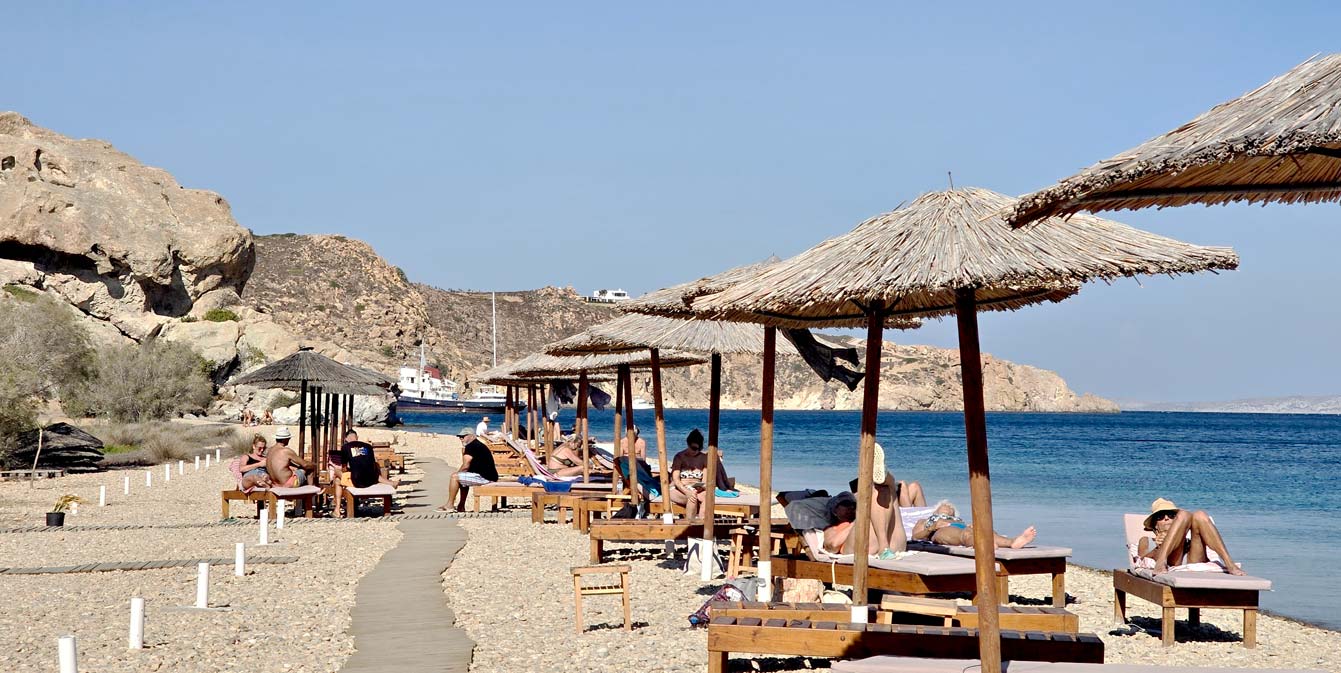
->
[1113,568,1260,648]
[705,615,1104,673]
[714,601,1079,635]
[769,554,978,597]
[587,518,791,563]
[220,488,317,519]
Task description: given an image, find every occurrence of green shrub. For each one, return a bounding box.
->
[354,303,365,315]
[394,266,408,283]
[240,345,267,368]
[3,284,38,302]
[378,345,396,358]
[64,341,214,422]
[180,315,198,323]
[271,392,300,409]
[0,296,93,466]
[203,308,239,322]
[90,422,247,467]
[102,444,137,455]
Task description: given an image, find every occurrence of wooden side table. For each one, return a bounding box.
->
[726,527,789,578]
[571,564,632,633]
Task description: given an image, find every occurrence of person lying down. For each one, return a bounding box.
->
[911,500,1037,549]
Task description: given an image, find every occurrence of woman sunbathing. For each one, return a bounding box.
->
[545,435,590,477]
[1136,498,1245,575]
[782,443,906,560]
[912,501,1037,549]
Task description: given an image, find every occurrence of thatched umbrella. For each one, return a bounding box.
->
[1007,54,1341,227]
[696,186,1237,672]
[545,312,808,542]
[232,348,392,468]
[473,367,612,460]
[473,351,705,488]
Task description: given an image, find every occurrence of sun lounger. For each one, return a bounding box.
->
[340,482,395,518]
[1115,513,1270,648]
[706,618,1104,673]
[768,527,983,597]
[220,457,321,519]
[714,599,1079,633]
[588,517,792,563]
[907,540,1071,607]
[832,656,1326,673]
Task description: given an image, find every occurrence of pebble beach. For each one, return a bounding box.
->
[3,424,1338,672]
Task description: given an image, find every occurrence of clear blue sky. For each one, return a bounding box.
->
[5,2,1339,402]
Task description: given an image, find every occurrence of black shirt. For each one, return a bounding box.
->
[462,438,498,482]
[340,441,381,488]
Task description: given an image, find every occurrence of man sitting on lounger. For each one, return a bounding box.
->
[1137,497,1245,575]
[781,443,905,559]
[441,427,499,512]
[265,427,316,487]
[332,430,401,516]
[911,500,1037,549]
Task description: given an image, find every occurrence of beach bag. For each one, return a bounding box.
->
[687,583,745,626]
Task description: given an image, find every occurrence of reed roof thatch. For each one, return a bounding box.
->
[695,187,1239,328]
[543,313,801,357]
[230,348,391,395]
[1008,54,1341,226]
[471,350,705,384]
[621,256,781,317]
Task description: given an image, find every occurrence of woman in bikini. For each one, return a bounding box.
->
[912,500,1037,549]
[545,434,589,477]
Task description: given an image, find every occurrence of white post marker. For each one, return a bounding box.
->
[757,561,773,601]
[204,455,210,470]
[258,507,269,545]
[850,604,869,624]
[164,464,171,482]
[123,476,130,495]
[195,456,200,471]
[698,539,714,581]
[70,502,78,516]
[275,500,286,530]
[195,562,210,609]
[178,460,184,475]
[128,596,145,649]
[145,470,152,487]
[99,485,106,507]
[215,448,220,462]
[234,542,246,576]
[58,635,77,673]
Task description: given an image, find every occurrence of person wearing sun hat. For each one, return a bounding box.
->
[1137,497,1246,575]
[439,426,498,513]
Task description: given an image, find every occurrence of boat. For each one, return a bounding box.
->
[397,344,522,413]
[632,397,654,410]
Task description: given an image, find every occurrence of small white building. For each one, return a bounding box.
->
[588,288,631,303]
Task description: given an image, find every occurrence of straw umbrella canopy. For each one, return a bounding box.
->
[696,187,1238,672]
[543,312,811,533]
[472,350,706,485]
[231,347,392,464]
[620,256,782,317]
[1007,54,1341,227]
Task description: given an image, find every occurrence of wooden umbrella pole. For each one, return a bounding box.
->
[703,352,722,541]
[348,395,355,433]
[505,386,513,439]
[758,327,777,591]
[650,348,671,516]
[298,379,308,459]
[622,365,639,508]
[955,287,1002,673]
[541,383,552,459]
[851,302,885,610]
[527,385,535,449]
[326,392,337,472]
[309,386,320,461]
[612,369,624,496]
[578,372,590,482]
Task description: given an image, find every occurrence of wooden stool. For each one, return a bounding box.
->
[726,527,789,578]
[571,564,632,633]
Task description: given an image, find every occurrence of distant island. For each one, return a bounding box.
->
[1118,395,1341,415]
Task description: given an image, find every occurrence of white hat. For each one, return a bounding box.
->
[274,427,292,441]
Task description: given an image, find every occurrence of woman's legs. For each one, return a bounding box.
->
[669,484,700,519]
[1186,510,1245,575]
[868,481,906,554]
[1151,510,1193,572]
[898,480,926,507]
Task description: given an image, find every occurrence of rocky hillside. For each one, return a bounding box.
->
[0,113,1115,415]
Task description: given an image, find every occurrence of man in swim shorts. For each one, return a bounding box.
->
[265,427,315,488]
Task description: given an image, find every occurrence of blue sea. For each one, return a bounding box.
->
[401,408,1341,630]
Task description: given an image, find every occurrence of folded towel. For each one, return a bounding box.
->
[715,488,739,498]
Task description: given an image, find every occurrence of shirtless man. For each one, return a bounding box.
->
[912,501,1037,550]
[620,425,648,462]
[265,427,315,488]
[1137,498,1245,575]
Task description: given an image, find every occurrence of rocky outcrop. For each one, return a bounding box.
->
[0,112,254,342]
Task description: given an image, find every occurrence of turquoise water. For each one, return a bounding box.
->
[401,408,1341,630]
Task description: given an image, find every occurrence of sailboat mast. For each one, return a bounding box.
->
[491,291,498,368]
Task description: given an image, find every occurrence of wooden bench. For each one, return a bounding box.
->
[0,468,65,481]
[1114,568,1264,648]
[716,600,1079,635]
[220,488,318,519]
[469,482,542,512]
[571,564,631,633]
[706,617,1104,673]
[833,656,1329,673]
[727,526,792,578]
[531,491,582,524]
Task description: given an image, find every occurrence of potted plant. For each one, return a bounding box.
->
[48,495,84,527]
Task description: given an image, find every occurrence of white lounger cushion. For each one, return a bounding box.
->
[1128,568,1271,591]
[834,656,1324,673]
[346,483,395,497]
[265,485,321,497]
[908,540,1073,560]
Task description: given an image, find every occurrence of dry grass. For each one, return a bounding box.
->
[1009,54,1341,224]
[89,422,249,467]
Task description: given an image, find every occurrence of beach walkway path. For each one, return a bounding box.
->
[341,457,474,673]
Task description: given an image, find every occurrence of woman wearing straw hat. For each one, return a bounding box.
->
[1137,498,1246,575]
